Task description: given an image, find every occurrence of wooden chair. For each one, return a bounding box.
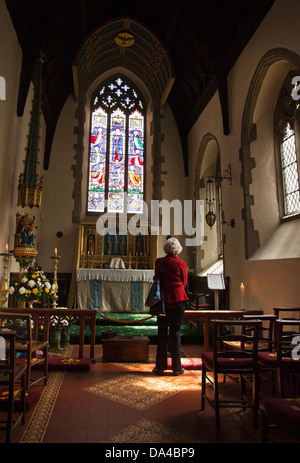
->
[223,314,276,353]
[257,319,300,397]
[0,330,27,443]
[200,319,261,430]
[273,307,300,319]
[188,289,213,310]
[0,313,48,390]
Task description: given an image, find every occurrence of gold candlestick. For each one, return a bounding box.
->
[0,245,12,307]
[50,249,60,308]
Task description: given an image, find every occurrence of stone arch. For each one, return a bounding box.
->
[240,48,300,259]
[194,133,221,274]
[71,18,175,223]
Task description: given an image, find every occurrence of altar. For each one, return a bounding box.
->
[71,222,157,312]
[76,269,154,312]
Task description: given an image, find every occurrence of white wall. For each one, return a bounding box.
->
[0,0,22,283]
[189,0,300,312]
[37,95,78,273]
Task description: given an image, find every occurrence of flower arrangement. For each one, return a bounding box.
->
[49,316,71,351]
[9,262,55,304]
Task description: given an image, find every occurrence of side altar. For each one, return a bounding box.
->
[71,222,157,312]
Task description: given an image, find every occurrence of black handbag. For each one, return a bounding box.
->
[145,258,166,316]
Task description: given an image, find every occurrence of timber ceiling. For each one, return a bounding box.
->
[5,0,275,175]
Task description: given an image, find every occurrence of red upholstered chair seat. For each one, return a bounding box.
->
[262,398,300,442]
[258,352,300,370]
[17,357,91,371]
[0,387,40,411]
[201,352,253,370]
[265,398,300,431]
[167,358,202,370]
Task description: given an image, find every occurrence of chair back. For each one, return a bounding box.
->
[274,319,300,364]
[211,319,261,372]
[0,330,16,375]
[0,313,32,347]
[273,307,300,320]
[242,314,276,351]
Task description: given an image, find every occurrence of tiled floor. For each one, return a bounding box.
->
[1,343,299,445]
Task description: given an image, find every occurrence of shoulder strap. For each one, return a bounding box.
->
[159,258,164,297]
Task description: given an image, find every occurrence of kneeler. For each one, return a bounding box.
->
[167,358,202,370]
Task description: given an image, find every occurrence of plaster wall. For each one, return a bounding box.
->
[189,0,300,312]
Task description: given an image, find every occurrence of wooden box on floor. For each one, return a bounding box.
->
[102,336,150,362]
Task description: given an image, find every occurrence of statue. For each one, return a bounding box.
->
[113,235,118,255]
[106,236,112,255]
[13,213,38,270]
[119,237,125,255]
[16,213,35,247]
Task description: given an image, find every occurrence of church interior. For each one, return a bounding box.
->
[1,0,300,445]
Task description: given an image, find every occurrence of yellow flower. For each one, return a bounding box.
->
[32,274,37,279]
[32,287,38,295]
[45,288,49,293]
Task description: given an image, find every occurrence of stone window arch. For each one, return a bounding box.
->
[240,48,300,259]
[274,72,300,220]
[87,74,146,215]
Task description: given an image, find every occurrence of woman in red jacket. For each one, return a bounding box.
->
[153,237,188,376]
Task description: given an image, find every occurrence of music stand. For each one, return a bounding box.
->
[207,274,225,310]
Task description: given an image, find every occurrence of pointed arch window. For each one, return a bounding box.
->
[87,76,145,214]
[280,121,300,216]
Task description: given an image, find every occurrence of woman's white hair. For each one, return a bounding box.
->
[163,237,183,255]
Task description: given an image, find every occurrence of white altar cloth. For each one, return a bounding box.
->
[76,269,154,283]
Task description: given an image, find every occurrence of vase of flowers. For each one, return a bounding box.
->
[49,318,61,352]
[60,319,70,350]
[9,262,55,307]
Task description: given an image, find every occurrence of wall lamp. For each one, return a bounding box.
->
[223,219,235,228]
[210,164,232,185]
[205,164,233,228]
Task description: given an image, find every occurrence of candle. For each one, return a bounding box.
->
[240,282,245,310]
[5,244,8,252]
[54,248,57,255]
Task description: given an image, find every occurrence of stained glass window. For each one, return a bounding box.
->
[88,76,145,214]
[280,122,300,216]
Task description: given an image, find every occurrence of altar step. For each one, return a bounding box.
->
[69,312,204,345]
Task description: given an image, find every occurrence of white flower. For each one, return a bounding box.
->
[9,286,15,295]
[21,277,28,283]
[52,284,56,290]
[44,281,51,290]
[19,287,26,295]
[28,280,36,288]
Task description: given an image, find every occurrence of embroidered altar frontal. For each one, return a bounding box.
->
[76,269,154,312]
